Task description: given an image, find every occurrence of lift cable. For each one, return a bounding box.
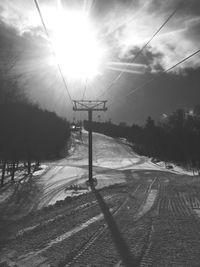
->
[126,48,200,97]
[107,48,200,109]
[99,6,180,99]
[34,0,73,105]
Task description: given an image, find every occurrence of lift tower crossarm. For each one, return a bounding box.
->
[73,100,107,185]
[73,100,107,111]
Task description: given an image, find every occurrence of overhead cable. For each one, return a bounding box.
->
[34,0,73,105]
[100,5,180,98]
[107,48,200,109]
[126,48,200,97]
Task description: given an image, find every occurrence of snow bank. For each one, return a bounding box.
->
[32,165,48,176]
[153,161,196,176]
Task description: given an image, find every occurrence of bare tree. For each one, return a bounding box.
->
[0,45,23,104]
[0,45,24,186]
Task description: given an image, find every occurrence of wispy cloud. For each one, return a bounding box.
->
[106,62,147,74]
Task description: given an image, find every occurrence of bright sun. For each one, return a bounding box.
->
[47,10,105,80]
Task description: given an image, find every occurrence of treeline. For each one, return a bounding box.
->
[0,103,70,186]
[0,44,71,187]
[84,105,200,172]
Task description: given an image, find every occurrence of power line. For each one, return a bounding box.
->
[99,6,180,98]
[107,48,200,109]
[34,0,73,105]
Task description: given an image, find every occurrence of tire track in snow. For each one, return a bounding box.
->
[16,195,114,237]
[15,209,115,266]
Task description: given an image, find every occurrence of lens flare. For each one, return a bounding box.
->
[47,10,105,80]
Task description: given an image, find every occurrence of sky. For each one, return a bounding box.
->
[0,0,200,125]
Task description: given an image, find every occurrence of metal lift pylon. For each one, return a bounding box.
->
[73,100,107,187]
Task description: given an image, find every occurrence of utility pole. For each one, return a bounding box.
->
[73,100,107,186]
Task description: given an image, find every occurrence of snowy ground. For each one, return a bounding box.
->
[32,131,197,209]
[0,130,196,211]
[1,132,200,266]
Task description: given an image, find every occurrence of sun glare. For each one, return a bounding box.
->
[47,10,105,80]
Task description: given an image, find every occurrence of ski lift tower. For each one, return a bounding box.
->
[73,100,107,187]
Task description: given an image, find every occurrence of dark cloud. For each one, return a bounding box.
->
[122,46,163,67]
[184,18,200,43]
[0,21,20,48]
